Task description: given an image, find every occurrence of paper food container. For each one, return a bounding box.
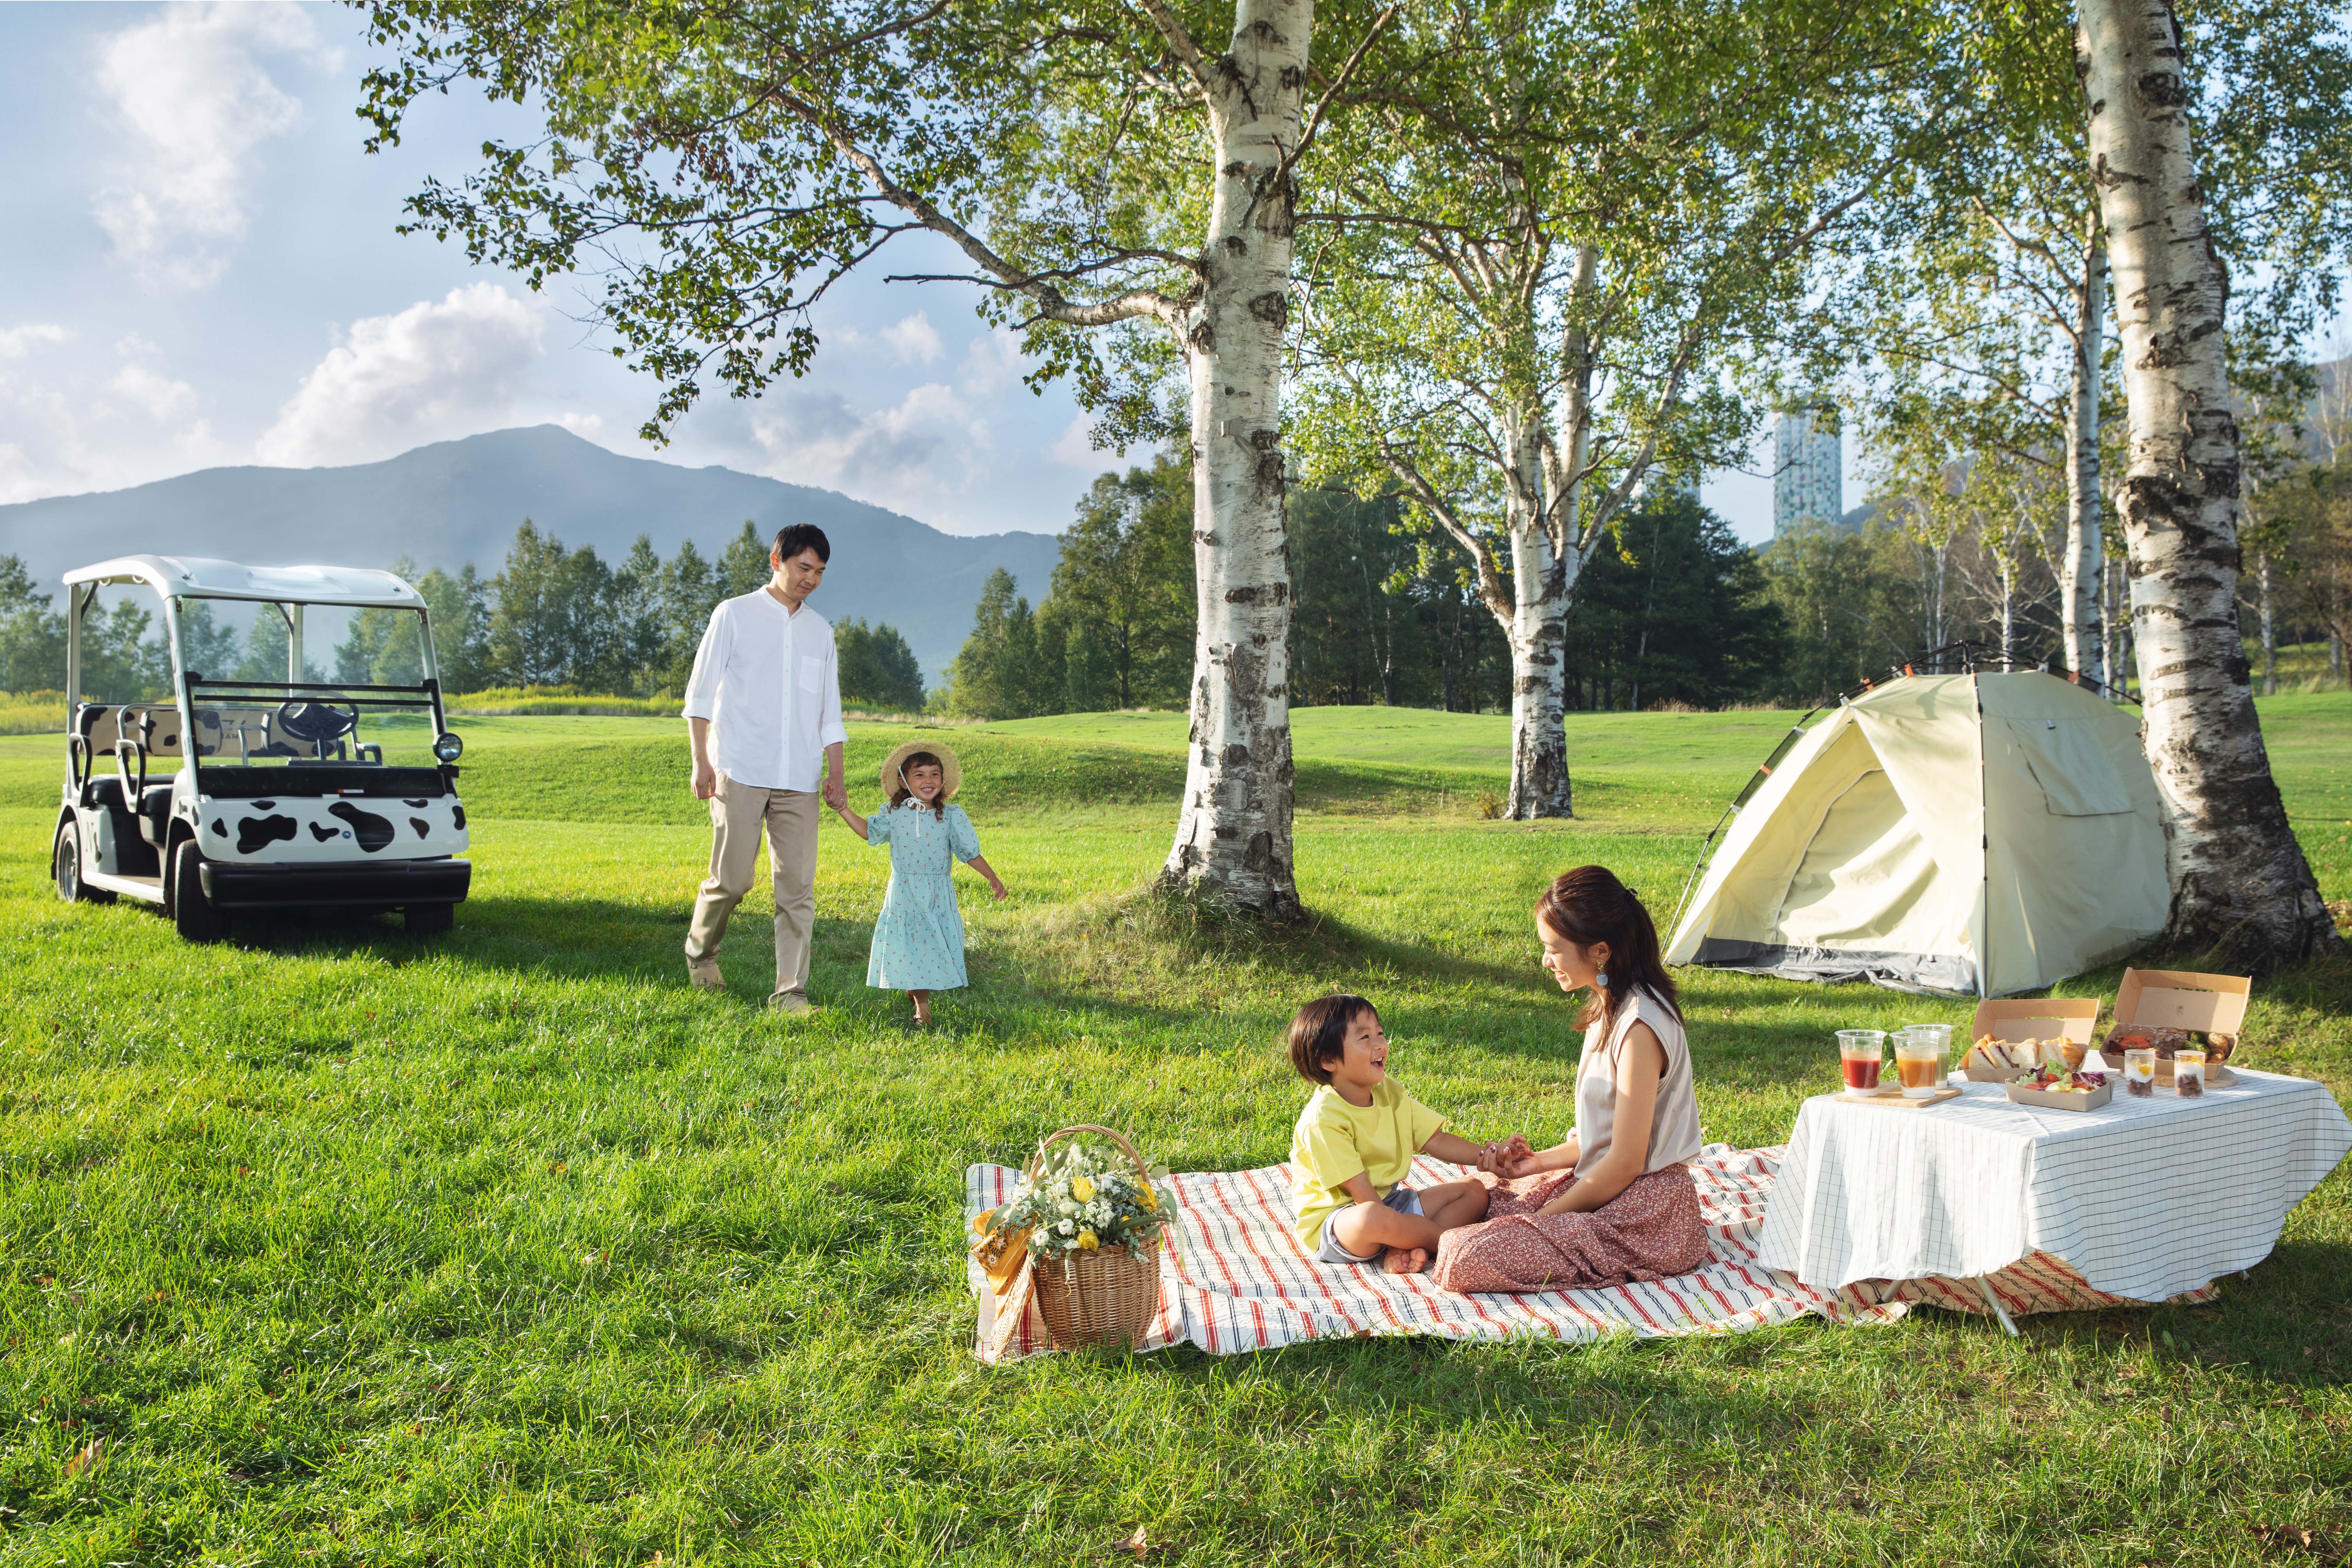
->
[1964,997,2102,1081]
[2098,968,2251,1074]
[2005,1078,2115,1112]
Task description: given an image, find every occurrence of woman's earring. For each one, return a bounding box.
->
[1595,968,1609,989]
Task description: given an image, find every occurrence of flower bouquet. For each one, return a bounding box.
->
[973,1125,1174,1351]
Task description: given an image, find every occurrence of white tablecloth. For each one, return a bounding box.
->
[1754,1068,2352,1302]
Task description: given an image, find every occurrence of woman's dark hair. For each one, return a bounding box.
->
[1534,866,1680,1035]
[888,751,948,819]
[771,523,831,565]
[1288,994,1378,1085]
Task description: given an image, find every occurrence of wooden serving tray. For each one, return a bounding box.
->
[1844,1086,1961,1110]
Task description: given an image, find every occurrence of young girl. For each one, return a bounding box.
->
[828,742,1006,1026]
[1432,864,1711,1294]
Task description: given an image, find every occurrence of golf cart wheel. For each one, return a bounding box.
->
[53,821,112,904]
[404,902,455,937]
[170,839,228,943]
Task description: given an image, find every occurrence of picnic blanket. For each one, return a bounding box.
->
[964,1144,2205,1362]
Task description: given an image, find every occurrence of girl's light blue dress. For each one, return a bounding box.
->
[864,801,983,990]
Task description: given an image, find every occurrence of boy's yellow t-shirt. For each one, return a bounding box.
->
[1287,1078,1449,1252]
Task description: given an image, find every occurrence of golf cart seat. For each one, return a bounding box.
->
[136,783,174,848]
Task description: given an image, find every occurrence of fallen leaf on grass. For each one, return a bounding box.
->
[64,1437,102,1478]
[2251,1522,2348,1563]
[1114,1525,1148,1561]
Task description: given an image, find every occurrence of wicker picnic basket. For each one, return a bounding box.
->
[1025,1125,1163,1352]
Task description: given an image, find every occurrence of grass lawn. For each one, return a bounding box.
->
[1,698,2349,1564]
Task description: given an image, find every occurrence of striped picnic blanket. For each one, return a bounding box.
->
[965,1144,2210,1362]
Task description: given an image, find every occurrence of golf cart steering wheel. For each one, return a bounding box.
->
[275,701,360,757]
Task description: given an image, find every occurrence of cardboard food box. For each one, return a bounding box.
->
[1964,997,2102,1081]
[2098,968,2251,1082]
[2005,1078,2115,1112]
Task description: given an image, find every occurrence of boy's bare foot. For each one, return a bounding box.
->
[1379,1246,1430,1275]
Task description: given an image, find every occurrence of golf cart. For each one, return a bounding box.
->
[52,556,471,941]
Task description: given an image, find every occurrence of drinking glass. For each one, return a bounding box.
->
[2124,1047,2157,1098]
[2174,1048,2207,1099]
[1894,1028,1945,1099]
[1837,1029,1888,1095]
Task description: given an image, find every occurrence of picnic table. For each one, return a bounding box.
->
[1754,1066,2352,1332]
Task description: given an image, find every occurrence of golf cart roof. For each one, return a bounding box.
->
[63,555,426,610]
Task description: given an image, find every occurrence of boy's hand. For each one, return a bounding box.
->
[1494,1134,1538,1177]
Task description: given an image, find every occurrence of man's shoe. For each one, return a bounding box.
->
[768,990,817,1014]
[687,958,725,992]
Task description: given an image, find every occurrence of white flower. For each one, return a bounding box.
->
[1056,1220,1074,1236]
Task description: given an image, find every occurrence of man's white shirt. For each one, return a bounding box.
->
[680,589,849,792]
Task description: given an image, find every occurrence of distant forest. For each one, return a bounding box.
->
[6,444,2345,714]
[939,451,2352,720]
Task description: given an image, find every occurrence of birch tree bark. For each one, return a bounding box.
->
[1156,0,1309,916]
[2063,229,2107,685]
[2077,0,2338,966]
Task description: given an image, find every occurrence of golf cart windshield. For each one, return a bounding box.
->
[185,601,441,764]
[62,556,458,793]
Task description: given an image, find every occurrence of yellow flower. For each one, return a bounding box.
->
[972,1208,996,1236]
[1070,1176,1096,1202]
[1139,1187,1157,1212]
[1076,1230,1100,1251]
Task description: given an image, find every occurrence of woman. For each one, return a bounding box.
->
[1434,865,1712,1294]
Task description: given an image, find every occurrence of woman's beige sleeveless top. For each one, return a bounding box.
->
[1572,987,1704,1180]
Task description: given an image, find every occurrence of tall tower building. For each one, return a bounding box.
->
[1773,400,1842,537]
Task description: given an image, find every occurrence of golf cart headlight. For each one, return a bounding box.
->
[432,731,464,764]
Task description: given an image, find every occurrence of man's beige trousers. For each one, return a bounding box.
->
[685,775,820,998]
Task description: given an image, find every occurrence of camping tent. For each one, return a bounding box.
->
[1665,672,2167,997]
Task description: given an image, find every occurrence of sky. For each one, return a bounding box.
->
[25,0,2286,549]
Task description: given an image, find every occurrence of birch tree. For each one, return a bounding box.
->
[358,0,1404,920]
[2075,0,2339,966]
[1290,0,1941,816]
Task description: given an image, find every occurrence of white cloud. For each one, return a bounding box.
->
[747,382,993,514]
[958,328,1027,397]
[107,364,200,423]
[555,411,608,438]
[88,4,340,288]
[1050,415,1102,469]
[0,336,222,505]
[0,324,72,360]
[882,313,945,365]
[257,284,547,467]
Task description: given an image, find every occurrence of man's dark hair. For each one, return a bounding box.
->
[1288,994,1378,1085]
[771,523,831,565]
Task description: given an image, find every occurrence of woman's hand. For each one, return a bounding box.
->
[1479,1134,1542,1178]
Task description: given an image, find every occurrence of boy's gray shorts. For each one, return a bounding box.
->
[1315,1186,1424,1264]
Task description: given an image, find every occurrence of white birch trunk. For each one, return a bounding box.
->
[2117,552,2135,700]
[1504,414,1570,818]
[2256,550,2276,695]
[2062,230,2107,686]
[2078,0,2337,966]
[1158,0,1310,918]
[1999,554,2017,665]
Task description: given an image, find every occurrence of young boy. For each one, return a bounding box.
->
[1287,994,1496,1274]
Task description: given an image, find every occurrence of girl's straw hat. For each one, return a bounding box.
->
[880,738,962,802]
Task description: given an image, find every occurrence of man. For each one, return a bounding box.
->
[680,523,849,1010]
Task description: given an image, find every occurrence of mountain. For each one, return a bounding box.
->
[0,426,1065,678]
